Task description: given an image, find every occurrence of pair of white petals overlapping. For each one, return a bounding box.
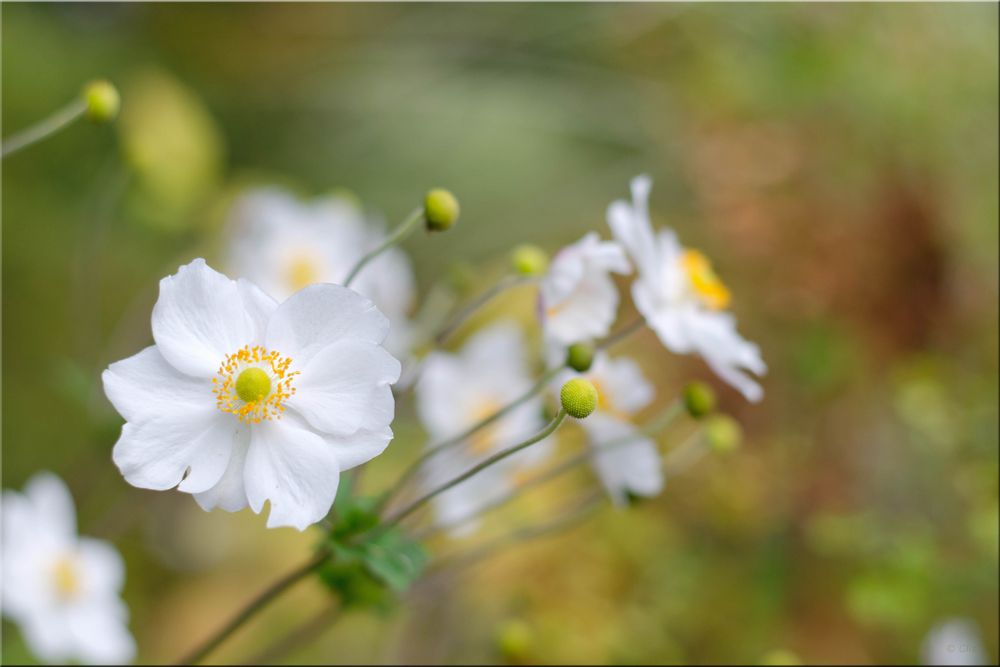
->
[416,323,552,536]
[608,175,767,402]
[554,352,664,505]
[224,187,417,358]
[540,231,631,347]
[102,259,401,530]
[1,473,135,664]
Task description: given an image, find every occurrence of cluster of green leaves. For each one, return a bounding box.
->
[316,492,428,612]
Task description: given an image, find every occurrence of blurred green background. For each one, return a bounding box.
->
[3,3,998,664]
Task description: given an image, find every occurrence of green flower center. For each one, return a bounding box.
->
[235,367,271,403]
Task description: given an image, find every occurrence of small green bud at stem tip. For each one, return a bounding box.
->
[511,244,549,276]
[83,80,120,123]
[424,188,459,231]
[683,381,716,418]
[565,342,595,373]
[704,414,742,452]
[560,378,598,419]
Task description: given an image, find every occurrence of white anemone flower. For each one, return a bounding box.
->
[1,473,135,664]
[416,322,550,535]
[224,187,416,357]
[608,175,766,402]
[922,618,989,666]
[539,232,631,347]
[557,352,663,505]
[102,258,400,530]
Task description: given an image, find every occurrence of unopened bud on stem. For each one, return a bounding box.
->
[83,80,120,123]
[560,378,598,419]
[683,381,716,419]
[424,188,459,231]
[565,342,595,373]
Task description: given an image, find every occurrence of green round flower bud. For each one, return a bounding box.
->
[560,378,598,419]
[759,649,802,666]
[511,244,549,276]
[235,367,271,403]
[683,381,716,419]
[704,415,742,453]
[424,188,459,231]
[83,80,120,123]
[496,619,533,662]
[565,343,595,373]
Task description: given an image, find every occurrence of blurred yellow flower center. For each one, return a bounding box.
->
[681,249,730,310]
[589,378,615,413]
[213,345,299,423]
[468,400,502,455]
[285,255,321,293]
[51,555,81,601]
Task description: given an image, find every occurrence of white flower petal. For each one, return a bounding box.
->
[112,410,238,493]
[23,472,77,540]
[585,414,663,505]
[244,417,341,530]
[65,599,135,665]
[265,283,389,368]
[151,259,270,378]
[287,339,400,436]
[102,345,212,424]
[319,426,394,472]
[543,272,620,346]
[194,431,251,513]
[590,354,655,415]
[77,537,126,596]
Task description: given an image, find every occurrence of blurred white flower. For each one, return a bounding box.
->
[224,187,417,357]
[539,232,631,347]
[558,352,663,505]
[416,322,551,535]
[102,259,400,530]
[922,618,989,666]
[1,473,135,664]
[608,175,766,402]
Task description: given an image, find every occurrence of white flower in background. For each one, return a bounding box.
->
[224,187,417,356]
[1,473,135,664]
[608,175,766,402]
[556,352,663,505]
[416,322,551,535]
[922,618,989,666]
[102,259,400,530]
[539,232,631,347]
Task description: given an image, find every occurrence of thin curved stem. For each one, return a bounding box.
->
[244,601,341,665]
[424,490,604,578]
[383,410,567,528]
[2,97,87,158]
[596,315,645,351]
[178,551,329,665]
[415,398,684,539]
[379,365,565,512]
[343,207,423,287]
[434,274,535,345]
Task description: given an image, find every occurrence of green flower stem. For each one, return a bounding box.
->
[434,274,536,345]
[343,207,423,288]
[425,490,604,579]
[178,550,330,665]
[379,364,565,512]
[246,600,341,665]
[596,315,645,351]
[383,410,567,528]
[416,398,685,539]
[661,429,709,478]
[1,97,87,159]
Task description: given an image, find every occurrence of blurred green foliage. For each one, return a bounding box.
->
[3,3,997,664]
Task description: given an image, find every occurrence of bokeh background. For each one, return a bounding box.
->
[3,3,998,664]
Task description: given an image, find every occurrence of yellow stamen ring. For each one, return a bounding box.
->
[213,345,299,424]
